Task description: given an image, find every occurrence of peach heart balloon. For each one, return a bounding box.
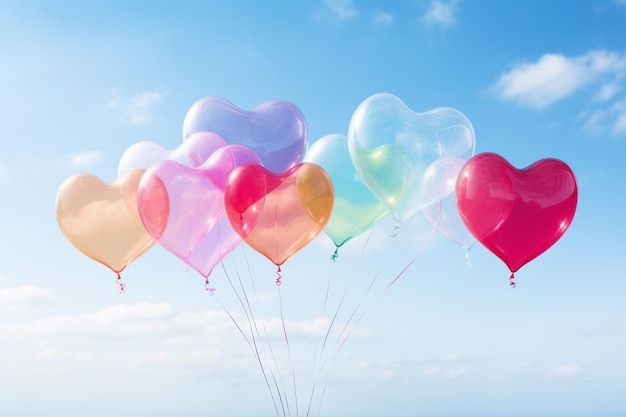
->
[56,170,156,275]
[224,163,334,267]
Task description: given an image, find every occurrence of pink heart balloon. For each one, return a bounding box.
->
[137,144,261,277]
[456,152,578,277]
[117,132,227,178]
[182,96,307,174]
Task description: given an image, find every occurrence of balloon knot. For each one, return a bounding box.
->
[465,251,472,269]
[330,248,339,262]
[116,273,126,294]
[275,265,282,286]
[509,273,516,288]
[205,277,216,295]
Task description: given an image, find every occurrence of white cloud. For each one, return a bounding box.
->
[66,150,102,168]
[324,0,358,21]
[493,49,626,136]
[0,285,53,311]
[421,0,459,30]
[492,50,626,109]
[492,54,591,109]
[105,90,163,126]
[371,10,393,27]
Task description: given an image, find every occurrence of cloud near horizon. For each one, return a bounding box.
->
[0,285,53,311]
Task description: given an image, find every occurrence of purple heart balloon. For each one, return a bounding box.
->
[137,144,262,278]
[182,96,307,174]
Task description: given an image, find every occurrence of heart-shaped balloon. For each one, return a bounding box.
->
[137,145,262,277]
[224,163,334,267]
[117,132,227,178]
[423,157,475,253]
[56,170,156,275]
[182,96,308,174]
[456,152,578,274]
[348,93,475,223]
[305,134,389,249]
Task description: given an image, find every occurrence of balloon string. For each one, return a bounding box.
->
[116,273,126,293]
[509,273,516,288]
[278,284,299,417]
[219,255,283,417]
[465,251,472,269]
[330,247,339,262]
[275,265,282,286]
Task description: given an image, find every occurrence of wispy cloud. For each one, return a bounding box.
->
[65,150,103,168]
[552,364,582,377]
[323,0,358,21]
[371,10,393,27]
[105,90,164,126]
[491,49,626,136]
[421,0,459,30]
[0,285,53,311]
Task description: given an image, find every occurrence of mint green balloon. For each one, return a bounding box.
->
[350,144,413,212]
[348,93,476,223]
[305,134,390,248]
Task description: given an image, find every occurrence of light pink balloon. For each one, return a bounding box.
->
[137,144,262,278]
[117,132,227,178]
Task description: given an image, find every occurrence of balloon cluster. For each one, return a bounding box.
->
[56,93,578,290]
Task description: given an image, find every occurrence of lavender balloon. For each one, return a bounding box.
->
[182,96,307,174]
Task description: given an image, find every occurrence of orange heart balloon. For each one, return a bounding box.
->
[225,163,334,267]
[56,169,156,277]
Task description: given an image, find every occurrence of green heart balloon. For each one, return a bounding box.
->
[305,134,390,249]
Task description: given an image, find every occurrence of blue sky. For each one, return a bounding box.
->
[1,1,625,416]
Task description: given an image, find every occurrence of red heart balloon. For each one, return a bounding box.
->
[224,163,334,267]
[456,152,578,275]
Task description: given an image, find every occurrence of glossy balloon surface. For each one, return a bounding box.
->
[348,93,475,223]
[305,134,389,248]
[456,152,578,273]
[137,145,261,277]
[225,163,334,266]
[56,170,155,273]
[182,96,307,174]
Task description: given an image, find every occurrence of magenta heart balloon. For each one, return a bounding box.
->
[456,152,578,276]
[137,144,262,277]
[182,96,307,174]
[117,132,227,178]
